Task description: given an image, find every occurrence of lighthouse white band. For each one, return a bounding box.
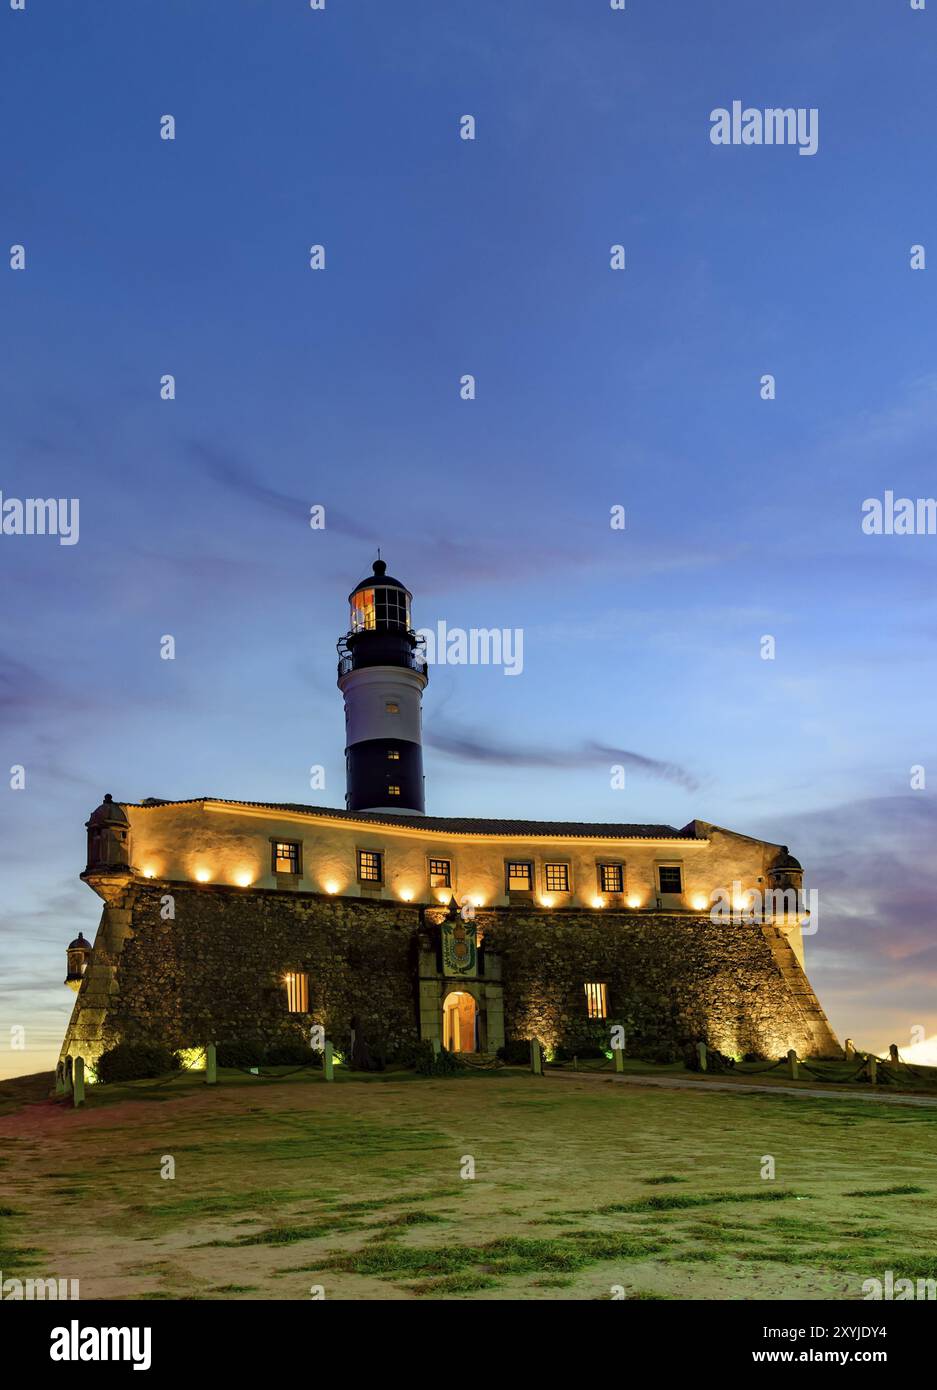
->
[339,665,426,746]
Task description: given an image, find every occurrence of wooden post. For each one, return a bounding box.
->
[205,1042,217,1085]
[530,1039,543,1076]
[54,1064,65,1097]
[613,1046,624,1073]
[787,1048,798,1080]
[323,1040,334,1081]
[63,1059,73,1096]
[889,1044,899,1065]
[431,1037,441,1058]
[868,1054,878,1085]
[696,1041,707,1073]
[73,1057,85,1108]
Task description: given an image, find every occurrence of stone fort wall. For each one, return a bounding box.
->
[60,882,838,1066]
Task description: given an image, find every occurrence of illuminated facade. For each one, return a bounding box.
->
[59,560,839,1069]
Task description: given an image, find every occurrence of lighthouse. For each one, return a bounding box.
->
[337,558,428,814]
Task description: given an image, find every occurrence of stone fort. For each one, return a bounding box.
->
[60,559,837,1068]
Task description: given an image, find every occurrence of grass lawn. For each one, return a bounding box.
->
[1,1066,934,1301]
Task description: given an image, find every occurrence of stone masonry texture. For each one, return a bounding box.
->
[61,883,838,1066]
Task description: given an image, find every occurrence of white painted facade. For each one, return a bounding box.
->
[121,800,808,962]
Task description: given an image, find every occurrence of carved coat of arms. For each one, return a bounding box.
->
[442,918,477,976]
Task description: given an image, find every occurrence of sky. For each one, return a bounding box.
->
[2,0,937,1078]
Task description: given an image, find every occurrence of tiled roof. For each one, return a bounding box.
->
[128,797,697,841]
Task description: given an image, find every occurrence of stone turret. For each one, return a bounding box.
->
[768,846,804,898]
[81,794,134,905]
[64,932,92,991]
[84,794,131,873]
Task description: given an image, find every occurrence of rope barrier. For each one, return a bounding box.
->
[735,1058,788,1075]
[231,1063,317,1080]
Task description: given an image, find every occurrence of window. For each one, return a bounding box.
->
[598,863,624,894]
[387,785,401,797]
[385,701,399,715]
[351,586,411,633]
[584,982,608,1019]
[658,866,683,894]
[429,858,451,888]
[273,841,301,875]
[544,863,570,893]
[507,861,533,892]
[358,849,383,883]
[285,971,309,1013]
[387,749,400,760]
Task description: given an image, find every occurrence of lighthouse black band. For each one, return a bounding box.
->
[345,738,425,813]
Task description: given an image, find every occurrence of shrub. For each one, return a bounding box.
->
[264,1042,320,1068]
[497,1038,535,1066]
[96,1042,181,1083]
[684,1044,735,1073]
[414,1042,465,1076]
[381,1038,424,1069]
[554,1019,618,1061]
[216,1040,265,1069]
[553,1042,608,1062]
[633,1042,682,1064]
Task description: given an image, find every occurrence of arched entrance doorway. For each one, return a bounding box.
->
[443,990,478,1053]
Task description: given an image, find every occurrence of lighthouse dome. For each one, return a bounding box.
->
[347,558,412,634]
[349,558,409,597]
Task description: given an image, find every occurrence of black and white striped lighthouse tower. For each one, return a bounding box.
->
[337,558,428,815]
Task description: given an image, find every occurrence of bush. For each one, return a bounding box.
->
[413,1042,465,1076]
[633,1042,682,1064]
[497,1038,536,1066]
[216,1040,265,1069]
[380,1038,424,1069]
[97,1041,181,1083]
[553,1042,608,1062]
[554,1018,618,1061]
[264,1042,321,1068]
[684,1044,735,1074]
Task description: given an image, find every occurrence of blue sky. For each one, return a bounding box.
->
[2,0,937,1077]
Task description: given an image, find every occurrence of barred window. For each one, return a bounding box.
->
[599,863,624,894]
[658,866,683,894]
[429,858,451,888]
[358,849,383,883]
[387,785,401,796]
[274,841,301,875]
[507,861,533,891]
[544,863,570,893]
[387,749,400,760]
[285,971,309,1013]
[584,982,608,1020]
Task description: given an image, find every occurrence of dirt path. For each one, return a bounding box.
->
[550,1070,937,1107]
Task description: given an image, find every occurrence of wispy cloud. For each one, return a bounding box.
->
[425,725,699,791]
[187,440,378,542]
